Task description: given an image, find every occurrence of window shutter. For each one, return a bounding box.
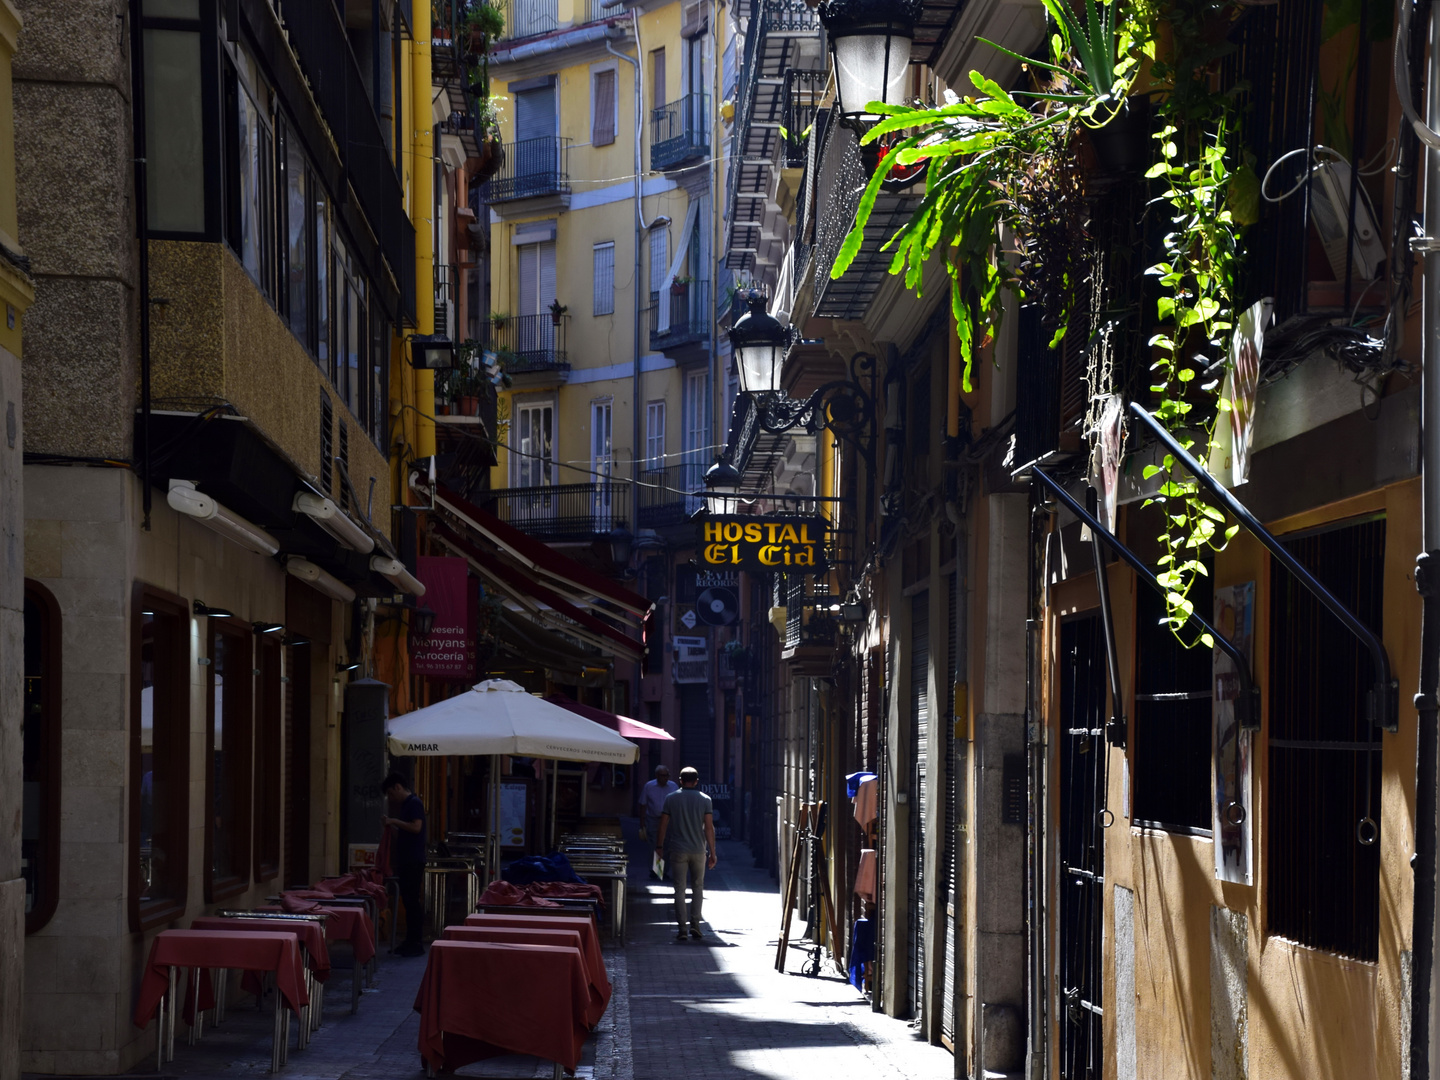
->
[652,49,666,112]
[518,243,538,316]
[593,70,617,146]
[516,86,555,143]
[593,243,615,315]
[540,241,557,313]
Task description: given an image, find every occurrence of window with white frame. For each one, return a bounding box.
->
[648,227,668,305]
[593,242,615,316]
[591,400,615,529]
[683,369,709,494]
[645,401,666,472]
[513,401,554,488]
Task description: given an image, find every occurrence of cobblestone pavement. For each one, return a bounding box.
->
[110,830,955,1080]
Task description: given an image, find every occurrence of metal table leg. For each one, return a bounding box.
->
[215,967,227,1025]
[155,987,166,1072]
[187,968,201,1044]
[166,966,177,1064]
[270,986,284,1073]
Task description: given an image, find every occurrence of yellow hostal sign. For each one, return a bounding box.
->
[699,516,828,574]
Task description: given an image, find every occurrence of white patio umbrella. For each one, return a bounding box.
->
[387,679,640,763]
[386,679,638,878]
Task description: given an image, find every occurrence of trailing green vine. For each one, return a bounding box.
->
[1137,0,1247,639]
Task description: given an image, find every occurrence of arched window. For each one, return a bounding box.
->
[23,580,61,934]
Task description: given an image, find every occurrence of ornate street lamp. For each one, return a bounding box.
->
[729,291,789,395]
[818,0,921,129]
[703,457,743,516]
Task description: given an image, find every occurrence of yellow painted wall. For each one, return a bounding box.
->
[489,0,701,489]
[1044,479,1421,1080]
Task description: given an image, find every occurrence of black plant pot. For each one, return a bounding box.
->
[1090,97,1153,177]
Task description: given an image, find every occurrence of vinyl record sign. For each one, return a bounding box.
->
[697,586,739,626]
[700,516,828,575]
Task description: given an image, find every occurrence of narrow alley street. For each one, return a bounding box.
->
[113,834,954,1080]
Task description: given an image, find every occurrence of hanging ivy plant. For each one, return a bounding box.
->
[832,0,1256,641]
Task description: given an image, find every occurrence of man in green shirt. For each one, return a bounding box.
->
[655,766,717,941]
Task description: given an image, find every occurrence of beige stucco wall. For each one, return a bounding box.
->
[20,465,346,1073]
[149,240,392,514]
[1043,479,1421,1080]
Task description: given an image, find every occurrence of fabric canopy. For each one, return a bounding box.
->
[387,679,639,763]
[544,694,675,742]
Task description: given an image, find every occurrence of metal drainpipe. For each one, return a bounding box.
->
[129,0,152,530]
[605,19,643,540]
[1415,5,1440,1077]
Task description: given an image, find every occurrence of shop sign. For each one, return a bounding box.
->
[672,635,708,684]
[699,516,828,574]
[411,556,473,678]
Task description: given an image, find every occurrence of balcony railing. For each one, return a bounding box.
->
[651,93,709,171]
[782,70,826,168]
[482,137,570,202]
[435,263,456,340]
[647,280,709,353]
[477,313,569,375]
[638,465,701,528]
[477,482,630,540]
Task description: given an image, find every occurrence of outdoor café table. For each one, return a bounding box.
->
[192,917,330,1039]
[413,940,591,1078]
[133,929,307,1073]
[260,903,374,1013]
[440,925,609,1024]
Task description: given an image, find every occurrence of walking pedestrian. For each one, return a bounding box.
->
[382,772,427,956]
[639,765,678,878]
[655,766,716,941]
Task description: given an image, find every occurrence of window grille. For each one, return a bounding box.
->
[1268,515,1385,961]
[592,69,617,146]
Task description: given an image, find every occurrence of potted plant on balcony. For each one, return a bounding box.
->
[670,276,693,297]
[464,2,505,55]
[549,299,568,326]
[489,309,510,332]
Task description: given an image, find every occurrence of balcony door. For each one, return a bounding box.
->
[682,369,709,514]
[513,401,555,524]
[591,401,614,531]
[515,84,558,197]
[517,240,557,363]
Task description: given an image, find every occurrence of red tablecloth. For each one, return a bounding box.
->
[464,911,601,971]
[260,904,376,965]
[413,941,590,1072]
[133,930,308,1029]
[190,917,331,983]
[441,926,608,1024]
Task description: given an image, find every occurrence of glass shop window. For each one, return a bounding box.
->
[135,590,189,928]
[208,623,253,899]
[22,581,60,933]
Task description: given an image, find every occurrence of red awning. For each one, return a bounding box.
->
[433,483,652,619]
[545,695,675,742]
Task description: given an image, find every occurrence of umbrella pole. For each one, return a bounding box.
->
[489,754,501,884]
[549,760,559,850]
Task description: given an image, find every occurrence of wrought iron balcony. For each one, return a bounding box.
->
[637,465,702,529]
[782,71,826,168]
[481,137,570,203]
[647,279,709,356]
[477,482,630,541]
[477,313,569,378]
[651,93,709,172]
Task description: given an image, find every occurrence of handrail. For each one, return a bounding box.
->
[1128,402,1397,731]
[1033,467,1259,729]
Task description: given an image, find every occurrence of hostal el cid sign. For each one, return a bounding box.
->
[700,516,828,574]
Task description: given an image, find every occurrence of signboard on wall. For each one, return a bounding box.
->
[699,516,828,574]
[410,556,473,678]
[673,636,709,684]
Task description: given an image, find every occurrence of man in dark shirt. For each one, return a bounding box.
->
[382,772,427,956]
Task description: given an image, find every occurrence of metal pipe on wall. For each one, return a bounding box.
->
[1414,3,1440,1075]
